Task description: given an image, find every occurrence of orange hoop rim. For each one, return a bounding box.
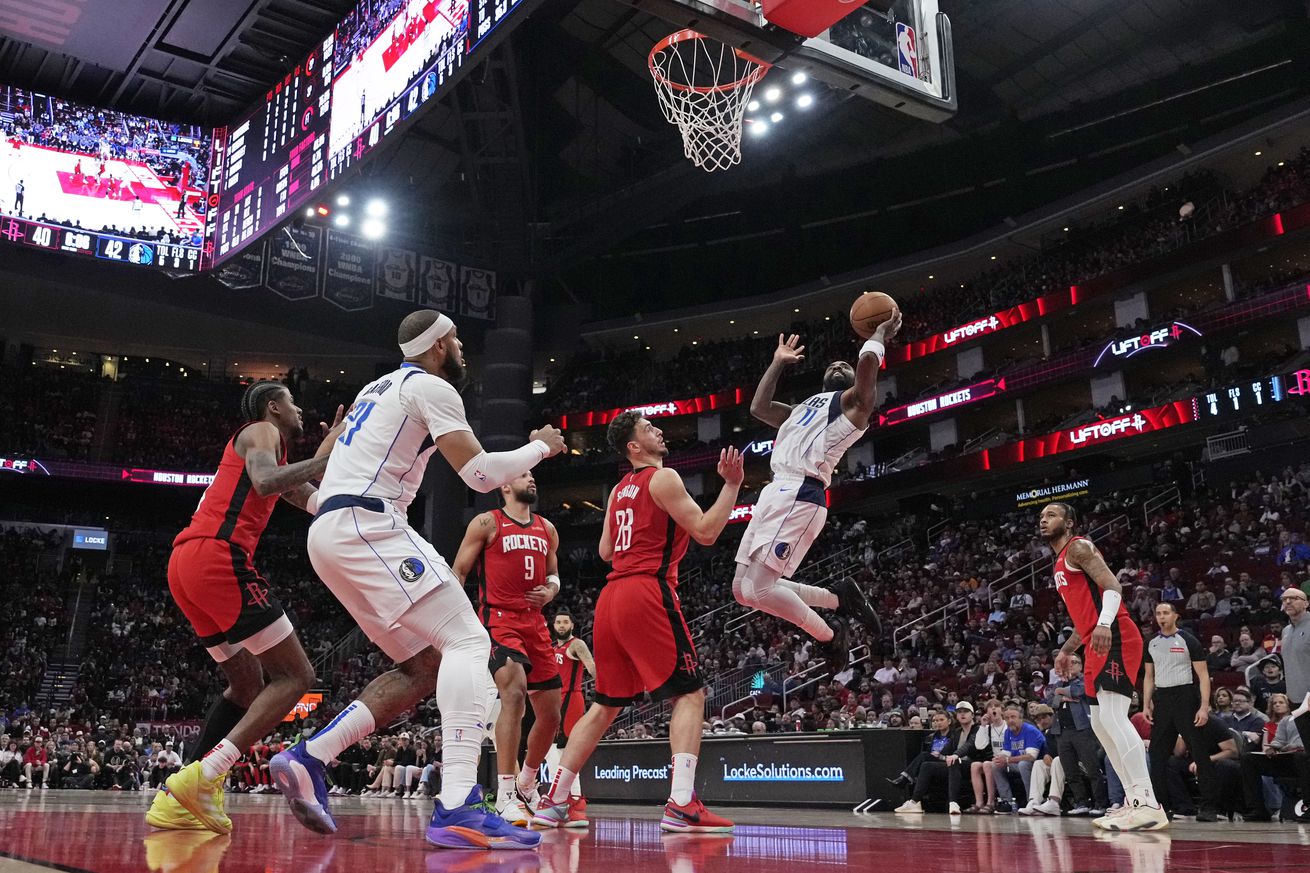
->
[648,29,772,95]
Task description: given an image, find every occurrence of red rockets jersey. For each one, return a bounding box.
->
[174,422,285,557]
[606,466,690,587]
[476,508,550,614]
[553,638,586,699]
[1053,536,1128,636]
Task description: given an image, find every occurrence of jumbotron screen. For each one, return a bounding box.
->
[212,0,527,264]
[0,86,213,271]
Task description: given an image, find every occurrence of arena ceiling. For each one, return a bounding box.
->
[2,0,1309,319]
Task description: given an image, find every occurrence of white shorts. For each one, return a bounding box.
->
[308,500,474,663]
[734,477,828,577]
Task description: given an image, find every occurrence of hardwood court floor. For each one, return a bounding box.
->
[0,791,1305,872]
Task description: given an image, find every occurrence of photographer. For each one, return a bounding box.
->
[62,749,95,790]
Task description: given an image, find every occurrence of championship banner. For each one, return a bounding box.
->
[459,266,496,319]
[376,246,418,302]
[264,225,322,300]
[419,255,458,309]
[320,229,377,312]
[214,241,266,289]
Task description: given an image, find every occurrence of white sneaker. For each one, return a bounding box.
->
[1067,805,1091,816]
[949,802,962,815]
[894,800,924,814]
[1095,802,1168,832]
[497,794,532,826]
[1017,803,1039,816]
[1035,799,1063,816]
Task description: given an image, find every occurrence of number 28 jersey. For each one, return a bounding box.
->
[475,508,550,615]
[607,466,689,587]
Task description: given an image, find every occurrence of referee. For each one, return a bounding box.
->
[1143,601,1217,821]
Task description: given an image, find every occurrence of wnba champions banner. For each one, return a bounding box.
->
[376,247,418,302]
[264,225,321,300]
[321,229,377,312]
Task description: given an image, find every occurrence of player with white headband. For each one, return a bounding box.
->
[271,309,566,851]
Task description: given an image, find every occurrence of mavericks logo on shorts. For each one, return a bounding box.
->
[774,542,792,560]
[399,557,426,583]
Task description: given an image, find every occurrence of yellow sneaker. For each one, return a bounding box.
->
[146,787,209,831]
[164,762,233,835]
[143,831,231,873]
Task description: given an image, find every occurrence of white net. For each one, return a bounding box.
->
[648,30,770,173]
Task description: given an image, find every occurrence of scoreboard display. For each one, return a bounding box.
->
[0,215,202,271]
[212,0,532,265]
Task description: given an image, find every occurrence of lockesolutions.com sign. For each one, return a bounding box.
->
[586,736,866,805]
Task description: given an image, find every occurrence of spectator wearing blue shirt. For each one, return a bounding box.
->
[990,703,1045,813]
[1276,533,1310,567]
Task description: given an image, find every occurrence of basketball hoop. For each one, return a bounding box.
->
[648,30,772,173]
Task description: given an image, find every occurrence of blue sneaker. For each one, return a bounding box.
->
[270,741,338,835]
[426,785,541,850]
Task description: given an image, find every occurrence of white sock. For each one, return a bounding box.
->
[733,564,833,641]
[669,753,697,806]
[1096,692,1158,807]
[305,700,376,764]
[545,766,577,804]
[497,774,518,804]
[517,763,538,794]
[200,738,241,781]
[777,578,839,610]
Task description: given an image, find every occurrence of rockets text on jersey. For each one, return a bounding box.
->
[476,508,550,613]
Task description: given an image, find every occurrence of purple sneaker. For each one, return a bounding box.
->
[426,785,541,850]
[270,741,338,834]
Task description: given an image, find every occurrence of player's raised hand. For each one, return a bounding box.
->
[315,404,347,457]
[717,446,744,486]
[530,424,567,457]
[773,333,805,366]
[873,308,903,343]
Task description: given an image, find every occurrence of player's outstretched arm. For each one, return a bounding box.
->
[750,334,804,427]
[450,512,496,583]
[238,421,335,499]
[435,426,566,493]
[1065,538,1123,656]
[648,448,744,545]
[842,309,902,425]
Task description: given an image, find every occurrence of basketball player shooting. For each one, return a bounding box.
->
[451,471,563,827]
[1040,502,1168,831]
[732,310,902,664]
[269,309,566,851]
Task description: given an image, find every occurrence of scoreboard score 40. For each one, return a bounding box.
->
[2,216,202,271]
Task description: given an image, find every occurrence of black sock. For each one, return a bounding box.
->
[186,695,249,764]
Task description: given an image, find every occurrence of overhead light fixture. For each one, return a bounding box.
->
[751,122,768,136]
[305,207,315,218]
[989,255,996,260]
[334,214,350,227]
[747,100,760,112]
[797,94,814,109]
[366,199,389,217]
[1254,150,1262,156]
[770,111,784,123]
[791,72,807,85]
[316,205,330,216]
[1117,205,1124,210]
[361,217,386,239]
[764,87,782,103]
[337,195,351,206]
[928,274,934,279]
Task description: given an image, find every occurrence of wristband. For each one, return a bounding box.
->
[859,338,886,365]
[306,491,321,515]
[1096,588,1122,627]
[546,574,561,590]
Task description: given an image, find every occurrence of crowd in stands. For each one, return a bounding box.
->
[536,146,1310,419]
[0,527,68,713]
[0,368,98,459]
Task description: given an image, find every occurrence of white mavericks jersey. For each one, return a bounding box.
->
[770,390,866,488]
[317,362,472,513]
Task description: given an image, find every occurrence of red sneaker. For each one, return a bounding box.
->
[660,794,734,833]
[565,796,589,828]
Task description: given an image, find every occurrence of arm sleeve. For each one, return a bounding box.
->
[1183,631,1206,661]
[400,372,474,441]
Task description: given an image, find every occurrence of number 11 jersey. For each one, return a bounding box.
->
[607,465,689,587]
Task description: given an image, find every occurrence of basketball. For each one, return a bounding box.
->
[849,291,898,339]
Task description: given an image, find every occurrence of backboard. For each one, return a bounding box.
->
[621,0,956,121]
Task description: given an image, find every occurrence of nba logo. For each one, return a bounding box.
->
[897,22,919,78]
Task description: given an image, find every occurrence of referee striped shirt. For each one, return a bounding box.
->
[1147,630,1205,688]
